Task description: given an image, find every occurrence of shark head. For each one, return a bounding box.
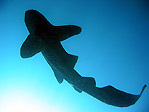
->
[21,9,82,58]
[25,9,53,34]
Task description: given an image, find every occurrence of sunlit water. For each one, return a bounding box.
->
[0,0,148,112]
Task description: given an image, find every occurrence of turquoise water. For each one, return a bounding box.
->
[0,0,148,112]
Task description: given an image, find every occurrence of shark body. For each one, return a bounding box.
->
[20,9,146,107]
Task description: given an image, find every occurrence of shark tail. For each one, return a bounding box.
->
[140,84,147,96]
[93,84,147,107]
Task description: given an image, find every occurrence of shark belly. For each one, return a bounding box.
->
[42,45,82,83]
[41,42,69,68]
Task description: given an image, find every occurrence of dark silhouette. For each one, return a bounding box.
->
[20,9,147,107]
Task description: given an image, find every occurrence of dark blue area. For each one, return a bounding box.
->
[0,0,148,112]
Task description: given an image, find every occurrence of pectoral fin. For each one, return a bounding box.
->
[20,34,46,58]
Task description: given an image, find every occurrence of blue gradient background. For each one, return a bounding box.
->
[0,0,148,112]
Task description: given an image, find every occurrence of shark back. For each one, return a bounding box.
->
[41,42,78,69]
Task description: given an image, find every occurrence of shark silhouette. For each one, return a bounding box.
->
[20,9,147,107]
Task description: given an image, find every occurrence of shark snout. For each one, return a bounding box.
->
[25,9,38,17]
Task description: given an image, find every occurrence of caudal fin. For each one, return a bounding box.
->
[92,85,147,107]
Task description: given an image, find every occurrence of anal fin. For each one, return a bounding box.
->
[73,86,82,93]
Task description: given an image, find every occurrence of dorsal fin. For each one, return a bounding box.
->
[66,54,78,68]
[82,77,96,86]
[51,42,78,69]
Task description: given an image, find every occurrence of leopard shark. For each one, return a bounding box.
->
[20,9,147,107]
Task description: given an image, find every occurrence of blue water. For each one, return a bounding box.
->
[0,0,148,112]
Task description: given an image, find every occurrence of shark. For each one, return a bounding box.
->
[20,9,147,107]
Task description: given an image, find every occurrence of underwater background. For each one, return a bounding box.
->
[0,0,148,112]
